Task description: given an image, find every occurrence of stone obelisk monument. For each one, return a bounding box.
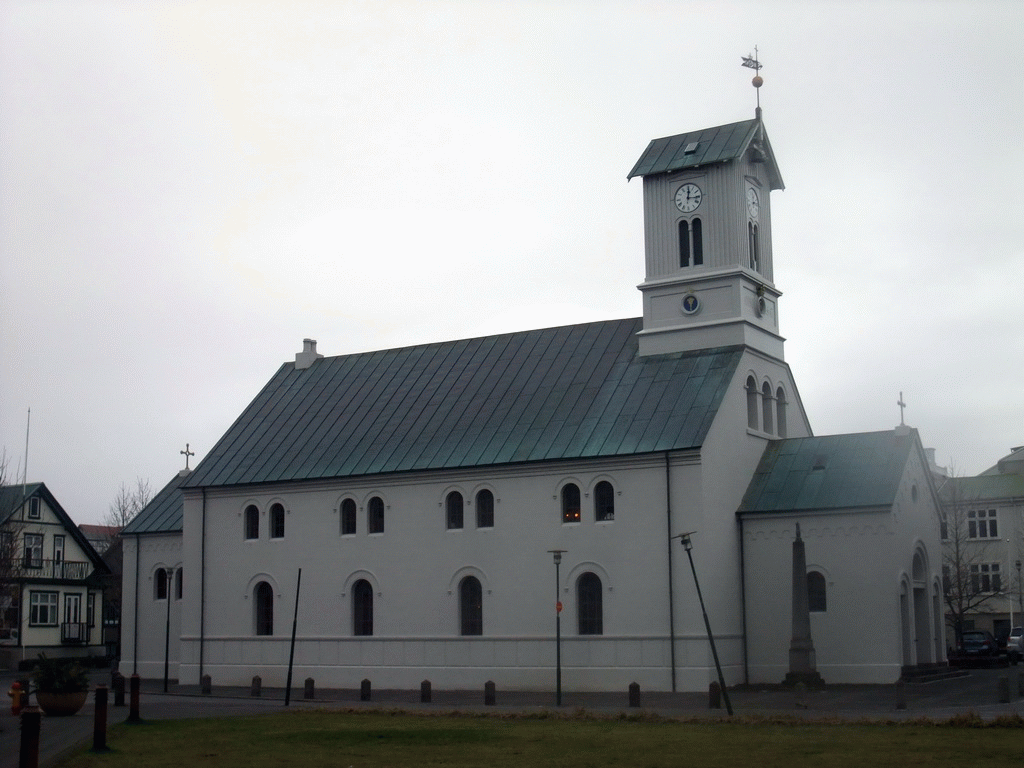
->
[784,523,824,687]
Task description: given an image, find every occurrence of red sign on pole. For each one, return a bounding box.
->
[556,601,563,613]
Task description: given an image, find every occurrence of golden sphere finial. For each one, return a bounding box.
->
[752,75,763,88]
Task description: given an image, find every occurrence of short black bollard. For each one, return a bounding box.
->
[93,686,109,753]
[1018,670,1024,698]
[895,679,907,710]
[304,677,315,700]
[251,676,262,697]
[19,706,41,768]
[127,674,142,724]
[484,680,496,706]
[420,679,432,703]
[998,675,1010,704]
[360,679,371,701]
[628,682,641,708]
[201,674,212,695]
[112,672,125,707]
[708,681,721,709]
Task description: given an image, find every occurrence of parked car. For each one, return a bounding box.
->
[951,630,1000,665]
[1006,627,1023,665]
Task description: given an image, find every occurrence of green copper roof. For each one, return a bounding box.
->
[738,429,919,514]
[183,318,743,490]
[627,118,784,189]
[121,471,190,535]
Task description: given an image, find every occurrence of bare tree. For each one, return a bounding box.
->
[105,477,152,530]
[939,472,1005,645]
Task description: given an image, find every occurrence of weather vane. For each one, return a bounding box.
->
[741,47,764,115]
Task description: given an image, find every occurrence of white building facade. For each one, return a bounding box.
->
[121,113,944,691]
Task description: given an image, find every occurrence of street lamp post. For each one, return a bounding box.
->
[679,532,733,716]
[548,549,566,706]
[1017,560,1022,625]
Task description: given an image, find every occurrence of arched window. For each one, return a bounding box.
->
[746,376,759,430]
[270,503,285,539]
[446,491,464,530]
[561,484,581,524]
[459,576,483,636]
[808,571,827,613]
[476,489,494,528]
[594,481,615,522]
[748,221,760,272]
[340,498,356,535]
[353,579,373,636]
[154,568,168,600]
[367,497,384,534]
[244,505,259,540]
[679,218,704,267]
[775,386,787,438]
[255,582,273,635]
[761,382,774,434]
[577,573,603,635]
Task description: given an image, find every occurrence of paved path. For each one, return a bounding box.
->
[2,667,1023,768]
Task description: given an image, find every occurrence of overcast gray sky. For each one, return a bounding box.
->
[2,1,1021,525]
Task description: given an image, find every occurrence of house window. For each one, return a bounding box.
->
[367,497,385,534]
[808,571,827,612]
[594,481,615,522]
[175,569,183,600]
[967,509,998,539]
[28,497,41,520]
[971,563,1001,594]
[29,591,58,626]
[679,218,703,267]
[561,484,581,524]
[244,505,259,540]
[577,573,603,635]
[459,576,483,636]
[446,492,464,530]
[353,579,373,636]
[87,593,96,625]
[24,534,43,568]
[761,381,774,434]
[154,568,168,600]
[748,221,760,272]
[340,499,357,535]
[255,582,274,635]
[746,376,759,430]
[270,503,285,539]
[775,387,787,438]
[476,489,494,528]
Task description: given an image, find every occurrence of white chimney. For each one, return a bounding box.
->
[295,338,323,370]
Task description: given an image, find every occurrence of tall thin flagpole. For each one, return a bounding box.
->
[22,408,30,498]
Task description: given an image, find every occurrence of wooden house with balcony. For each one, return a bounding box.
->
[1,482,110,669]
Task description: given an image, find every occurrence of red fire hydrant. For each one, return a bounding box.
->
[8,681,25,715]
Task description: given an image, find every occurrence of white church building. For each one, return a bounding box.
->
[120,110,945,692]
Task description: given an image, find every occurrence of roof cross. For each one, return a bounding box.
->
[180,443,195,470]
[897,392,907,426]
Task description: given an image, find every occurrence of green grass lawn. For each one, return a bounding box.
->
[59,709,1024,768]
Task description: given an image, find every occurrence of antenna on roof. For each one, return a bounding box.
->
[741,47,764,120]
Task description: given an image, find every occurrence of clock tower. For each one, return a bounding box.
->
[628,116,785,359]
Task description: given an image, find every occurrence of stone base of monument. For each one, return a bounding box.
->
[781,670,826,689]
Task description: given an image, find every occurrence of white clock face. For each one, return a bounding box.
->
[746,188,760,219]
[674,183,702,213]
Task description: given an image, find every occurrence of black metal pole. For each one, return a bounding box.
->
[284,569,302,706]
[163,569,172,692]
[555,556,562,707]
[684,544,733,715]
